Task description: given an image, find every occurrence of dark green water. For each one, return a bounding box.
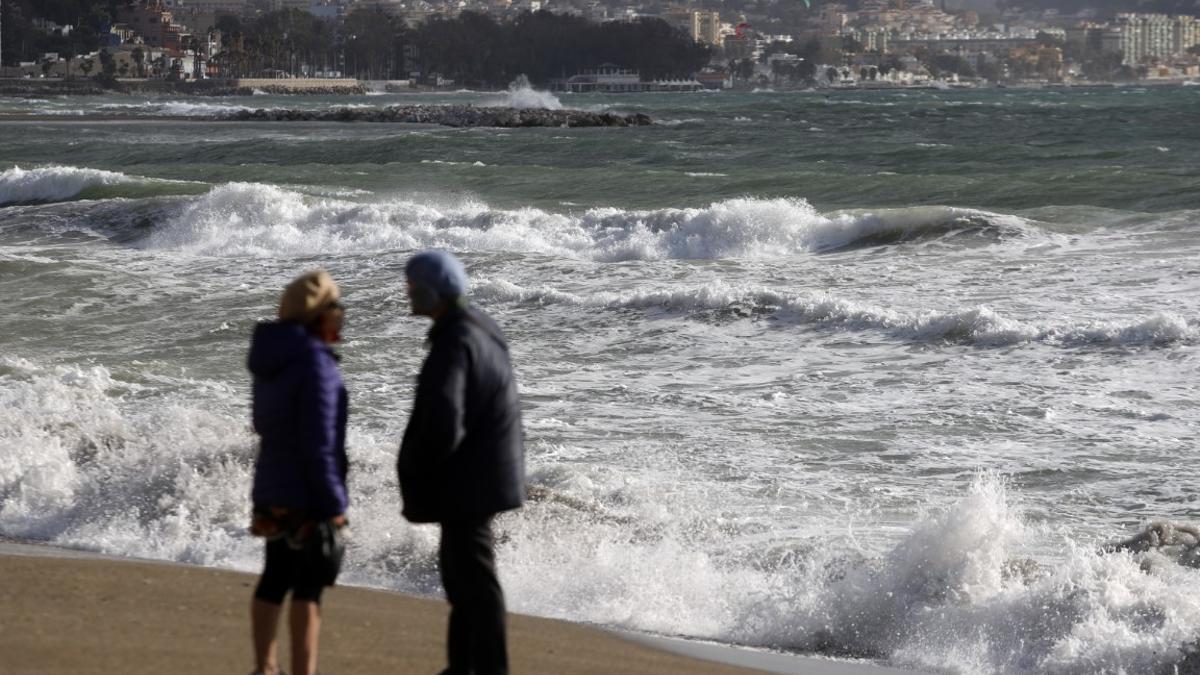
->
[2,86,1199,212]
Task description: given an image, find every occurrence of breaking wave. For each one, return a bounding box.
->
[2,360,1196,675]
[0,165,203,205]
[744,477,1200,673]
[490,75,563,110]
[0,356,261,565]
[474,279,1197,347]
[0,165,136,205]
[510,472,1200,673]
[97,100,255,117]
[135,182,1035,259]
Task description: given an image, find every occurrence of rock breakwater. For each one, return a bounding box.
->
[219,105,653,128]
[0,79,109,96]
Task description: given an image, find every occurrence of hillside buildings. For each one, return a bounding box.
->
[1115,13,1198,64]
[116,0,191,54]
[7,0,1200,84]
[691,10,721,47]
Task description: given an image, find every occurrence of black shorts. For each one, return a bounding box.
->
[254,537,327,605]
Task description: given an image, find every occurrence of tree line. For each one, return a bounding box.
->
[1,0,120,66]
[2,0,710,86]
[215,9,710,86]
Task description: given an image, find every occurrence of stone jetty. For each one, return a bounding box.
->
[218,105,653,128]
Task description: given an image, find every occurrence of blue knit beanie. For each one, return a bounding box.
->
[406,250,468,304]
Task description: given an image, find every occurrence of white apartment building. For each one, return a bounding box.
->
[270,0,317,9]
[1115,13,1198,65]
[861,27,888,52]
[1176,16,1199,56]
[692,10,722,47]
[176,0,250,11]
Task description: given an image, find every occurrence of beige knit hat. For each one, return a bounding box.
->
[278,270,341,323]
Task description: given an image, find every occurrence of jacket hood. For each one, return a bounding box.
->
[248,321,321,378]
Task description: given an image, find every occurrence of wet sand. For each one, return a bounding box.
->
[0,541,914,674]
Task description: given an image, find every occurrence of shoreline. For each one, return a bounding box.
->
[0,538,917,674]
[0,77,1196,99]
[0,77,367,97]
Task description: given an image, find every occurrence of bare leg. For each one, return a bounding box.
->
[289,599,321,675]
[252,598,283,674]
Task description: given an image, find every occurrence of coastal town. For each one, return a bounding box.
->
[1,0,1199,90]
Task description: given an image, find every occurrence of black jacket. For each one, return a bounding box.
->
[398,305,525,523]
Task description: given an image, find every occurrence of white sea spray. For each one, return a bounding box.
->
[2,358,1197,675]
[0,355,436,581]
[474,279,1197,347]
[96,100,254,117]
[501,470,1200,674]
[135,182,1036,260]
[0,165,135,204]
[491,75,563,110]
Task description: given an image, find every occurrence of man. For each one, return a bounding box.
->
[397,250,525,675]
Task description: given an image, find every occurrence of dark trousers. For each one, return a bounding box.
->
[439,518,508,675]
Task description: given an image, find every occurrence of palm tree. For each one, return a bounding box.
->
[132,46,145,78]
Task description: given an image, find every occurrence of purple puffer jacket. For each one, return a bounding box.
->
[248,321,348,519]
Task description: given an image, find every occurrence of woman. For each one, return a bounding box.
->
[247,269,349,675]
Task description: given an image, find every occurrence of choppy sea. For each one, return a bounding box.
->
[1,84,1198,674]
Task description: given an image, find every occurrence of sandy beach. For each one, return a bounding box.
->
[0,542,914,675]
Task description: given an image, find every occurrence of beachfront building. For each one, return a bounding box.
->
[890,34,1038,59]
[174,0,249,13]
[117,1,192,56]
[1115,14,1200,65]
[1117,14,1174,65]
[692,10,722,47]
[862,27,888,53]
[550,64,702,92]
[349,0,407,15]
[269,0,318,8]
[552,64,639,92]
[1176,16,1199,56]
[165,0,250,38]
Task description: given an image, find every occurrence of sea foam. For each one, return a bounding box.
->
[139,182,1033,260]
[475,279,1197,347]
[491,75,563,110]
[3,353,1199,673]
[504,469,1200,674]
[97,100,254,117]
[0,165,136,205]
